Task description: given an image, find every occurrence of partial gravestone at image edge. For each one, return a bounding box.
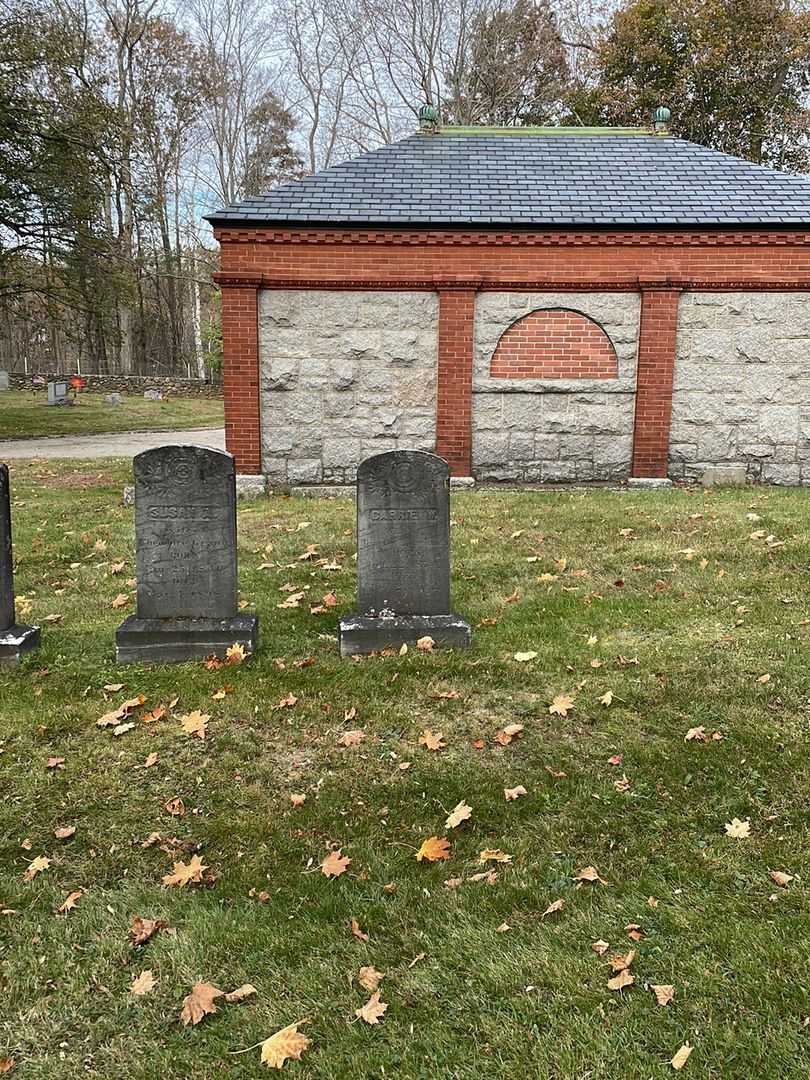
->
[0,462,41,666]
[115,444,258,664]
[339,449,471,656]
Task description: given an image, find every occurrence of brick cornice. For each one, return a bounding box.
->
[213,226,810,248]
[247,276,810,292]
[212,271,263,288]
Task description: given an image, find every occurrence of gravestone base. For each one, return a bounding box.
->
[0,623,41,666]
[339,613,471,657]
[115,614,258,665]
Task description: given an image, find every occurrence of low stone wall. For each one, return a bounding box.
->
[5,373,222,398]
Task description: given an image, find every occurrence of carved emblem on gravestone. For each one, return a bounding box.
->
[115,445,259,665]
[338,450,471,657]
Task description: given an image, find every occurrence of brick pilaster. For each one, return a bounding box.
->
[217,276,262,475]
[631,287,681,478]
[435,288,476,476]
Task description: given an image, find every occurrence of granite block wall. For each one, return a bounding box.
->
[259,290,438,484]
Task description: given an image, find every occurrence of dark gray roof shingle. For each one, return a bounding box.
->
[205,131,810,228]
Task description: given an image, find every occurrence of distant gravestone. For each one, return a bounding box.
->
[105,392,123,406]
[115,445,258,664]
[338,450,471,656]
[144,389,163,401]
[0,372,9,391]
[0,464,40,665]
[47,381,70,406]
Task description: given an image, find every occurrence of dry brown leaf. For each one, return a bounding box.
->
[513,651,537,662]
[179,710,209,739]
[46,756,65,769]
[541,898,565,918]
[54,825,76,840]
[495,922,511,933]
[416,836,450,863]
[607,969,634,991]
[600,690,614,706]
[504,785,528,801]
[290,793,306,807]
[260,1020,311,1069]
[226,642,248,664]
[58,889,83,913]
[591,939,610,955]
[671,1043,693,1070]
[574,865,606,885]
[445,801,472,830]
[180,981,223,1025]
[142,707,166,724]
[610,949,636,972]
[495,723,524,745]
[0,1059,13,1074]
[130,970,156,996]
[770,870,794,887]
[23,855,50,881]
[338,729,365,747]
[321,850,351,878]
[355,990,388,1025]
[162,854,207,887]
[358,965,385,992]
[416,635,435,651]
[350,918,369,941]
[164,797,185,817]
[143,752,159,768]
[651,984,675,1006]
[130,915,168,946]
[724,817,751,839]
[419,729,445,751]
[549,693,575,716]
[443,876,464,889]
[478,849,512,864]
[225,983,258,1003]
[111,592,129,609]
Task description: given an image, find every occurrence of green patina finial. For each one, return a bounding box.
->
[419,104,439,132]
[653,105,671,134]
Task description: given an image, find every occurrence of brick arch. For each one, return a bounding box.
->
[490,307,618,379]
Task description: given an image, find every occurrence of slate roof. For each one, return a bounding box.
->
[205,128,810,228]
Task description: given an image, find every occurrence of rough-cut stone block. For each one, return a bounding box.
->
[701,466,748,487]
[322,438,361,468]
[628,477,673,489]
[0,623,41,666]
[287,459,322,484]
[762,463,801,486]
[235,475,267,499]
[115,615,258,665]
[338,613,471,657]
[263,359,299,391]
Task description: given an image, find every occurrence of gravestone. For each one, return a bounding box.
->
[115,445,258,663]
[105,392,123,406]
[338,450,471,656]
[47,381,70,406]
[0,464,41,665]
[144,389,163,401]
[0,371,9,391]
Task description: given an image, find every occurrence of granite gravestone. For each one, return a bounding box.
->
[0,372,9,391]
[338,450,471,656]
[47,381,70,406]
[0,464,40,665]
[115,445,258,663]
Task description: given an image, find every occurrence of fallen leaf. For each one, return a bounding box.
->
[164,797,185,817]
[419,729,445,751]
[610,949,636,972]
[513,651,537,662]
[350,918,369,941]
[130,970,156,996]
[479,849,512,864]
[724,817,751,839]
[495,723,523,745]
[651,984,675,1006]
[104,682,125,692]
[770,870,794,887]
[113,721,134,736]
[495,922,510,933]
[549,693,575,716]
[607,754,623,766]
[290,794,306,807]
[416,635,435,651]
[504,785,528,801]
[671,1043,693,1070]
[54,825,76,840]
[321,850,351,878]
[685,725,706,742]
[339,729,365,747]
[574,865,605,885]
[141,707,166,724]
[58,889,83,913]
[358,965,385,992]
[607,969,634,991]
[179,710,208,739]
[356,991,388,1025]
[46,756,65,769]
[416,836,450,863]
[111,592,129,609]
[600,690,614,706]
[544,766,567,779]
[445,801,472,829]
[591,939,609,955]
[225,983,258,1003]
[130,915,168,946]
[260,1020,311,1068]
[143,752,159,768]
[0,1059,14,1074]
[226,642,248,664]
[162,854,208,887]
[23,855,50,881]
[542,898,565,918]
[180,981,223,1025]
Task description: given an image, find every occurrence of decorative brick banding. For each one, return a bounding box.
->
[490,308,617,379]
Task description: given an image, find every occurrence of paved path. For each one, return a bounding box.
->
[0,427,226,459]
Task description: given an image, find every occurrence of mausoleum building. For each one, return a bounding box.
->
[207,119,810,486]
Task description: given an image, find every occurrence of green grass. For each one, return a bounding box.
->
[1,460,809,1078]
[0,391,223,439]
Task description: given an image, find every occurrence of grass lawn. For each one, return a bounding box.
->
[1,460,809,1079]
[0,391,223,440]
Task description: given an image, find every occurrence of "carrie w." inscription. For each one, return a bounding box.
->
[369,507,438,522]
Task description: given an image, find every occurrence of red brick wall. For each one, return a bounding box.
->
[490,308,617,379]
[213,228,810,479]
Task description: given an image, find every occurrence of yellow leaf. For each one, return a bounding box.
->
[130,970,156,996]
[179,710,209,739]
[162,854,207,887]
[355,990,388,1025]
[607,969,634,991]
[23,855,50,881]
[671,1043,693,1070]
[495,922,510,933]
[478,849,512,864]
[416,836,450,863]
[513,651,537,662]
[111,592,129,609]
[419,729,445,751]
[651,984,675,1007]
[358,966,385,992]
[541,898,565,918]
[260,1020,311,1069]
[600,691,614,706]
[724,817,751,839]
[179,981,223,1025]
[445,801,472,830]
[549,693,574,716]
[143,752,159,768]
[504,785,527,801]
[225,983,258,1003]
[321,850,351,878]
[226,642,248,664]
